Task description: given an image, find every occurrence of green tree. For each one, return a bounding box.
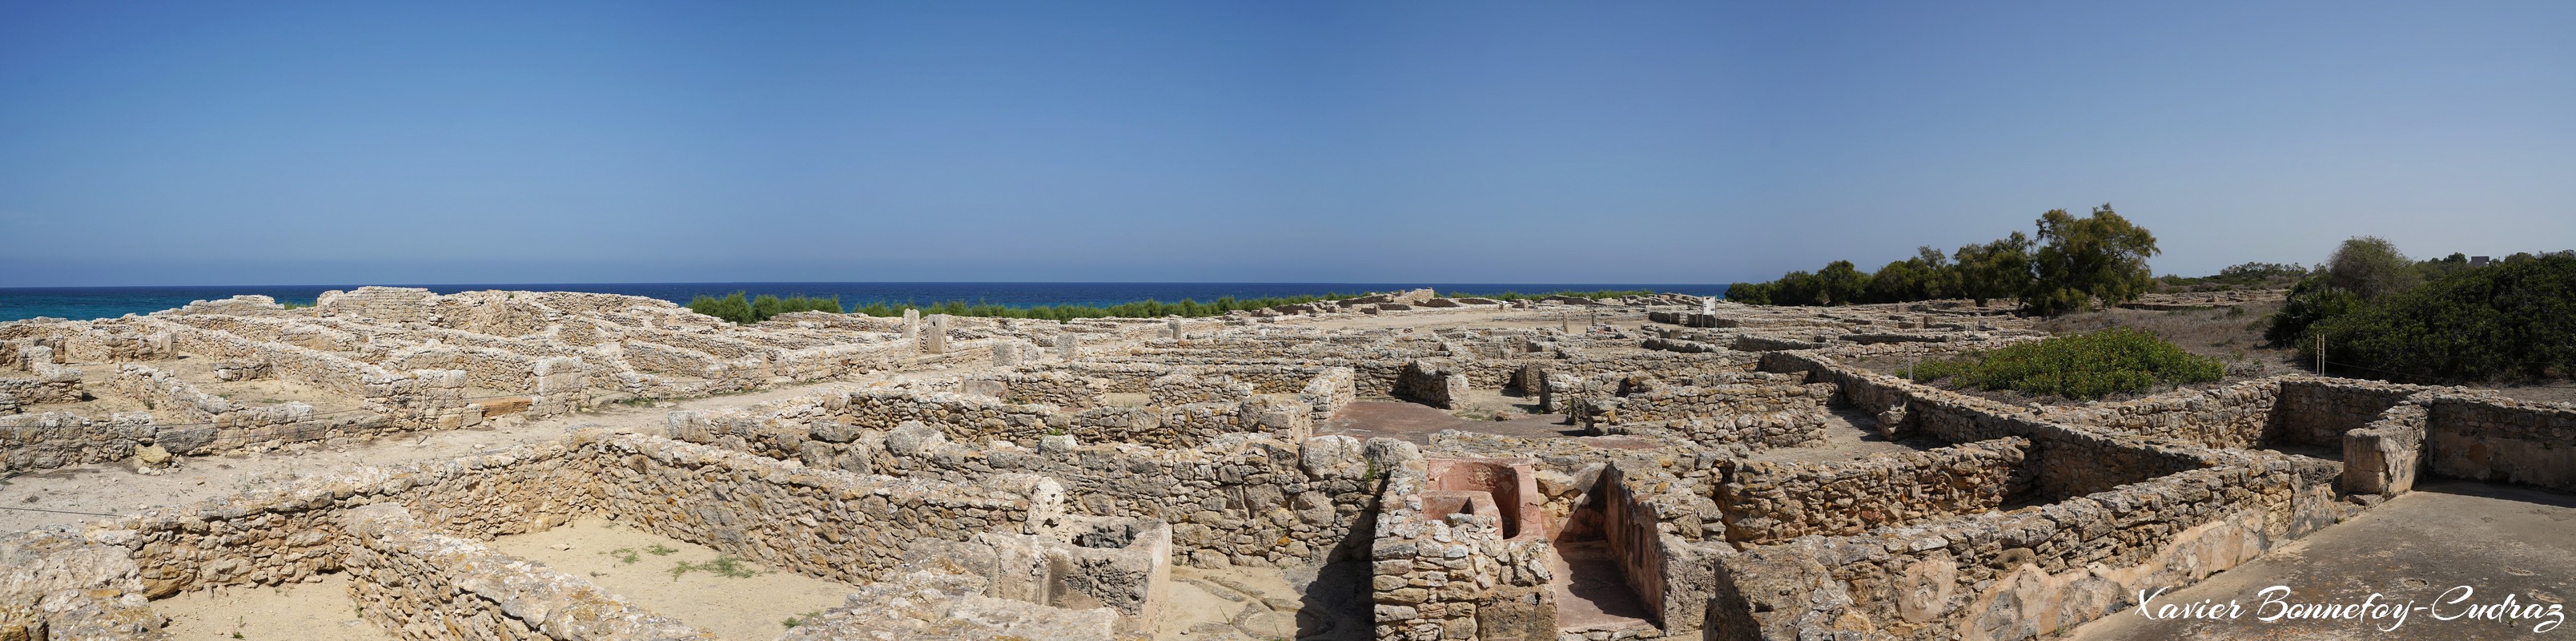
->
[2325,236,2422,300]
[2264,274,2359,347]
[1816,260,1869,305]
[2023,204,2160,316]
[1951,232,2034,307]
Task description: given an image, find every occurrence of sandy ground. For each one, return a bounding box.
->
[151,573,388,641]
[488,518,863,640]
[1155,565,1364,640]
[2068,480,2576,640]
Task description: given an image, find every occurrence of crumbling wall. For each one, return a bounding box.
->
[1395,360,1469,409]
[0,411,155,473]
[1713,456,2345,641]
[2343,401,2425,497]
[1147,372,1253,406]
[2421,394,2576,492]
[1759,350,2211,500]
[316,286,438,324]
[579,433,1063,585]
[0,529,162,641]
[1301,366,1359,421]
[2275,377,2422,446]
[340,504,713,641]
[2041,380,2283,450]
[1714,437,2031,544]
[673,406,1385,565]
[1,345,85,409]
[103,442,597,599]
[1573,379,1832,449]
[1368,445,1556,641]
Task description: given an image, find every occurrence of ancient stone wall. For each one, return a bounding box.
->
[1712,456,2345,641]
[0,345,84,409]
[1600,463,1726,635]
[1368,446,1557,641]
[1714,437,2031,544]
[2343,401,2425,496]
[2275,377,2423,446]
[1759,350,2212,500]
[1394,360,1469,409]
[0,528,161,641]
[340,504,714,640]
[2422,394,2576,491]
[1573,379,1831,450]
[1147,372,1253,406]
[2040,380,2283,450]
[0,411,154,473]
[672,405,1384,565]
[1300,366,1358,421]
[576,433,1061,586]
[315,286,439,324]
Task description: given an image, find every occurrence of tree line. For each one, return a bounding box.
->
[1725,204,2160,316]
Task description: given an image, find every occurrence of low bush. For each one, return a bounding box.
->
[2304,252,2575,383]
[686,292,842,325]
[1906,328,2225,399]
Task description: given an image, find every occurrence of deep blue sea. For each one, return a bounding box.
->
[0,282,1728,323]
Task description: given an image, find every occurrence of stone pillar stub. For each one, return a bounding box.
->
[1054,333,1079,360]
[902,308,921,342]
[922,313,950,353]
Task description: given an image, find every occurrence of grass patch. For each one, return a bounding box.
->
[1903,328,2225,400]
[668,554,765,580]
[782,610,826,629]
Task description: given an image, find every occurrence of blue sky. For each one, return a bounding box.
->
[2,1,2570,287]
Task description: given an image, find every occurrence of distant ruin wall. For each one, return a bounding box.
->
[1714,437,2030,544]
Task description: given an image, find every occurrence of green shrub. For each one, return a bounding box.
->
[1910,328,2224,399]
[2304,252,2575,383]
[2263,274,2359,347]
[686,292,842,325]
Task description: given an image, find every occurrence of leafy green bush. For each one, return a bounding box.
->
[1907,328,2224,399]
[685,292,841,325]
[2263,274,2358,347]
[2304,252,2575,383]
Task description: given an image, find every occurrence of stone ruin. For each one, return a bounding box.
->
[1,287,2571,641]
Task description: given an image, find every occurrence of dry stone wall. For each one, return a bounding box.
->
[340,504,714,641]
[1714,437,2031,544]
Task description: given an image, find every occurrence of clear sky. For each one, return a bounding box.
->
[2,1,2570,287]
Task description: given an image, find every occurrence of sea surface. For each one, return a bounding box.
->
[0,282,1729,323]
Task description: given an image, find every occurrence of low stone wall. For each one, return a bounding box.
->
[673,406,1384,566]
[2040,380,2282,450]
[0,345,83,409]
[1573,379,1832,450]
[1601,463,1726,635]
[340,504,713,640]
[1714,437,2031,544]
[1147,372,1253,406]
[2422,393,2576,492]
[2276,377,2422,446]
[974,370,1108,408]
[105,442,597,599]
[580,433,1062,586]
[1758,351,2212,501]
[0,411,154,474]
[1300,366,1358,421]
[1395,360,1469,409]
[1711,455,2346,641]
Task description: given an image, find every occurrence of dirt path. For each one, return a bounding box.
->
[151,573,388,641]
